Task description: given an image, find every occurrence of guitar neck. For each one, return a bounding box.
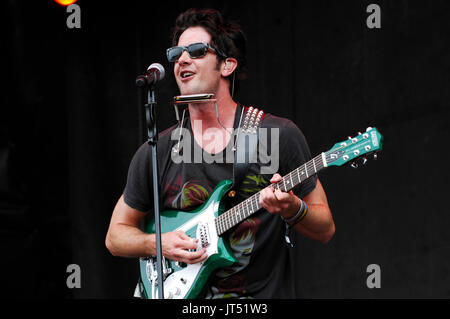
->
[215,152,328,235]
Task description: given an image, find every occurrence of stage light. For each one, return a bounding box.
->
[54,0,77,6]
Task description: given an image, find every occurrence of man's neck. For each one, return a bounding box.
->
[188,91,237,130]
[187,89,237,154]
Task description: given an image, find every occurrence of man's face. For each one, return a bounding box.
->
[174,26,222,96]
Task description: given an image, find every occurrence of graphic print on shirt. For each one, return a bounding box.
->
[208,173,271,298]
[164,175,212,210]
[209,217,261,297]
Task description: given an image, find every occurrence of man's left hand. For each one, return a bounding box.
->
[259,173,301,220]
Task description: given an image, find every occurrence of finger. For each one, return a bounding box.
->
[260,188,280,212]
[175,231,198,249]
[180,248,207,264]
[182,237,199,250]
[259,187,275,205]
[274,188,291,202]
[262,188,294,214]
[270,173,282,183]
[176,230,193,241]
[188,250,209,264]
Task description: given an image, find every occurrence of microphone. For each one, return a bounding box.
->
[136,63,165,87]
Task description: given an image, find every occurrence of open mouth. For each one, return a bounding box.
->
[180,71,195,80]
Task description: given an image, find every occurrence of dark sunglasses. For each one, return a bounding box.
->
[166,42,227,62]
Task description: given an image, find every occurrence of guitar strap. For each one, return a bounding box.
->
[230,106,265,194]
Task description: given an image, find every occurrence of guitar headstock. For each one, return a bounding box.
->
[325,127,383,167]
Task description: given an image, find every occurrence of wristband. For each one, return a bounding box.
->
[283,201,308,248]
[281,200,308,227]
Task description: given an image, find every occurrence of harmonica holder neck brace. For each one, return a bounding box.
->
[171,93,243,153]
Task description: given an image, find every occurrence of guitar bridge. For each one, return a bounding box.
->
[145,257,172,284]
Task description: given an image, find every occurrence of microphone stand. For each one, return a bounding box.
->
[138,80,165,299]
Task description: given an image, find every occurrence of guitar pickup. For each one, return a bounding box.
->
[197,223,210,249]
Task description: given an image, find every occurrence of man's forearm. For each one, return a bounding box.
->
[293,202,335,243]
[106,225,155,258]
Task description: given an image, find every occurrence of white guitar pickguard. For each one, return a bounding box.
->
[148,202,219,299]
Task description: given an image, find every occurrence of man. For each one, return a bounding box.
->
[105,8,335,298]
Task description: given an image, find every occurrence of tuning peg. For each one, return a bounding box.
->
[350,161,359,169]
[373,153,378,160]
[358,131,362,135]
[361,157,368,165]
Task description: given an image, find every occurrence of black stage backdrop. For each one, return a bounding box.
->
[1,0,449,299]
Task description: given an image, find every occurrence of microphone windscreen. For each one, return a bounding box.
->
[148,63,165,81]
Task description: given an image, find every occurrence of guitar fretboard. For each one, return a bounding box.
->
[214,152,329,235]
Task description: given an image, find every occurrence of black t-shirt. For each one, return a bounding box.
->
[124,105,317,298]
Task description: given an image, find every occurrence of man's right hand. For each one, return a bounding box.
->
[106,195,208,264]
[161,230,208,264]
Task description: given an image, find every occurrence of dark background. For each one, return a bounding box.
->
[1,0,449,299]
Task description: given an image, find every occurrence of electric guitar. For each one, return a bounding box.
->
[139,127,383,299]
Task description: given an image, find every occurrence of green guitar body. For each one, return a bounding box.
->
[139,179,237,299]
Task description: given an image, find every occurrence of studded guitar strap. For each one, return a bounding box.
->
[230,106,266,194]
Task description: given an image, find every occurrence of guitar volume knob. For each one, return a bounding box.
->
[165,291,173,299]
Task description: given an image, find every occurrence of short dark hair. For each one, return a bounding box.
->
[171,8,247,85]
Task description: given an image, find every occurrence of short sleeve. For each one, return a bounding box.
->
[123,143,153,213]
[279,119,317,199]
[261,115,317,199]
